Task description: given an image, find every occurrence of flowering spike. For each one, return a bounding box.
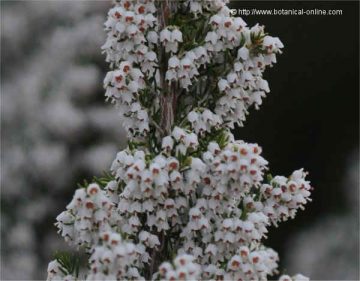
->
[48,1,312,280]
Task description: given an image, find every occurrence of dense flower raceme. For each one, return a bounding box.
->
[48,0,312,280]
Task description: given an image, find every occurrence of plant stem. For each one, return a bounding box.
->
[158,0,178,136]
[147,2,177,279]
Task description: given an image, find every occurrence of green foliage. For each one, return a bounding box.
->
[91,171,115,188]
[76,179,89,189]
[76,171,115,189]
[178,153,193,171]
[197,127,229,152]
[250,30,269,56]
[54,251,80,278]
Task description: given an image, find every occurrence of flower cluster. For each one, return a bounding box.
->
[163,5,283,131]
[104,62,149,137]
[166,53,202,89]
[206,12,248,51]
[171,126,199,155]
[86,231,144,281]
[187,109,222,135]
[215,36,283,128]
[224,247,279,280]
[185,0,229,17]
[202,139,268,202]
[165,6,248,89]
[101,0,161,139]
[168,133,311,281]
[48,1,312,280]
[160,27,183,53]
[55,183,114,248]
[158,254,201,281]
[102,1,157,67]
[110,148,191,235]
[260,169,312,226]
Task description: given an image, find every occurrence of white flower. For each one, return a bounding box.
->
[263,36,284,52]
[237,46,249,60]
[172,126,186,141]
[212,14,224,25]
[168,56,180,69]
[160,28,172,43]
[233,17,247,30]
[162,136,174,152]
[172,29,183,42]
[194,46,210,64]
[228,255,241,270]
[188,111,199,123]
[147,31,158,44]
[160,27,183,53]
[218,79,230,91]
[191,157,206,172]
[184,132,198,148]
[180,57,192,69]
[205,31,218,45]
[47,260,66,280]
[205,244,218,256]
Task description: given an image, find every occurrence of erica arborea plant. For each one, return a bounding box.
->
[47,1,312,280]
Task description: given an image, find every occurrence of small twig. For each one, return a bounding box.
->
[150,119,165,136]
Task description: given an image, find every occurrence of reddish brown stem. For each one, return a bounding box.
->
[158,0,178,136]
[147,1,177,279]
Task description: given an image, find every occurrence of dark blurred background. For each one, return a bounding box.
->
[1,1,359,280]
